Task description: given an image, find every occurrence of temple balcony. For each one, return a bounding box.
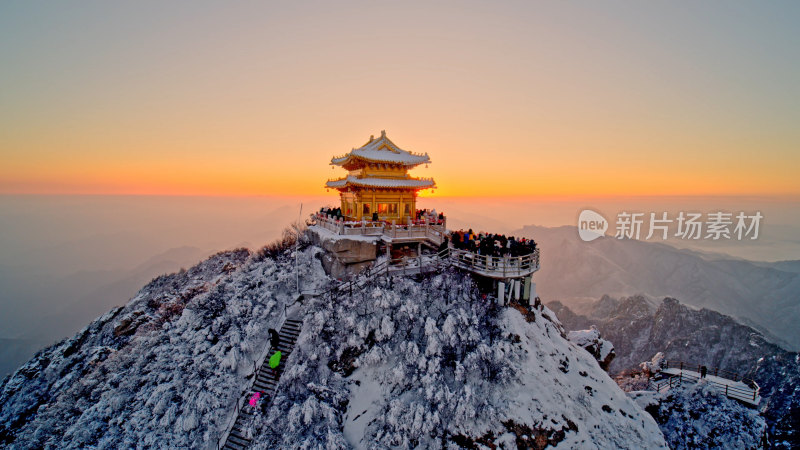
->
[309,212,540,281]
[449,248,540,279]
[310,212,446,245]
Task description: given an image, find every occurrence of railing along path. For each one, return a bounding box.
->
[311,213,446,245]
[648,360,760,406]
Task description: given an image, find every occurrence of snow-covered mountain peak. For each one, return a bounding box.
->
[1,239,666,448]
[245,261,666,448]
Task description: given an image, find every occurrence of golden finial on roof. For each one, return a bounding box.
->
[381,130,386,137]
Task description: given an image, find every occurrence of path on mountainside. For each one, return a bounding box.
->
[220,245,537,448]
[221,317,303,450]
[308,246,538,291]
[649,361,760,406]
[219,250,440,449]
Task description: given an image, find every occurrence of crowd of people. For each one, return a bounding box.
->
[319,206,536,258]
[450,229,537,257]
[318,207,536,259]
[319,206,343,218]
[318,206,445,226]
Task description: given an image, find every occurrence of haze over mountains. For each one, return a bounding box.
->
[516,225,800,350]
[1,196,798,447]
[0,196,323,376]
[1,195,798,377]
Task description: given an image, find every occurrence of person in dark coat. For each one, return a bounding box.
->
[438,236,449,254]
[451,232,461,249]
[700,365,707,378]
[260,393,269,414]
[268,328,280,349]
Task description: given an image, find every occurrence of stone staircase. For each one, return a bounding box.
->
[221,318,303,449]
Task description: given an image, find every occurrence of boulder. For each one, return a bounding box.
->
[567,326,616,371]
[319,253,374,280]
[307,226,378,279]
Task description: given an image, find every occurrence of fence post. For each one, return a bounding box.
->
[680,361,683,370]
[725,385,728,397]
[417,241,422,273]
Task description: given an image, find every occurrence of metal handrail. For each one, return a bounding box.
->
[653,361,760,402]
[654,373,758,401]
[449,248,540,277]
[218,307,288,449]
[663,361,758,389]
[310,213,446,245]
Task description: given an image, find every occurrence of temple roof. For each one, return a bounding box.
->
[326,175,435,190]
[331,130,431,167]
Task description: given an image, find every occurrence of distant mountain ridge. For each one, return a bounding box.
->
[515,225,800,350]
[548,295,800,448]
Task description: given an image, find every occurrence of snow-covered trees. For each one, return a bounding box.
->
[567,326,616,371]
[2,236,668,449]
[247,267,665,449]
[0,244,327,449]
[631,382,767,449]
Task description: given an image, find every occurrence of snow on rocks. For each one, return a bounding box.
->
[2,238,667,449]
[248,268,666,449]
[567,325,616,371]
[640,352,666,375]
[0,245,327,449]
[629,382,767,449]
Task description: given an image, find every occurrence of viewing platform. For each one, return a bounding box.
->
[311,212,447,246]
[309,213,540,281]
[450,247,540,279]
[649,361,760,406]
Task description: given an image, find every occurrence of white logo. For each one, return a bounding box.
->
[578,209,608,242]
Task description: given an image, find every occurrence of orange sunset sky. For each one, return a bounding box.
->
[1,2,798,198]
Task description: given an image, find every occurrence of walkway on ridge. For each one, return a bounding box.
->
[649,361,760,406]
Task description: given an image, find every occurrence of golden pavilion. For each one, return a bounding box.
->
[326,131,435,223]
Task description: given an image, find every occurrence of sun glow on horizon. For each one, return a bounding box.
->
[1,3,798,198]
